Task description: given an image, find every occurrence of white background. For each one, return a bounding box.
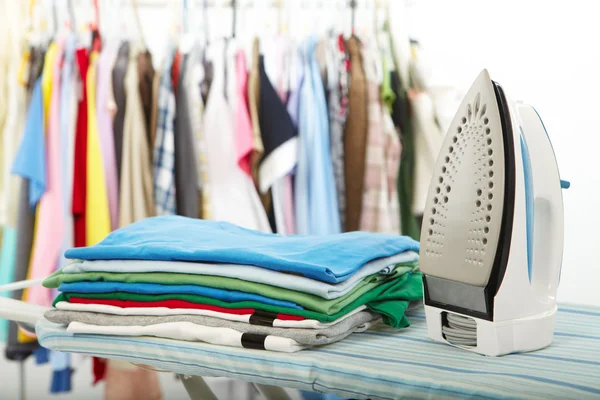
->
[403,0,600,306]
[1,0,599,398]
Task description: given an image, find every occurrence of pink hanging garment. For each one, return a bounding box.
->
[96,45,119,230]
[234,50,254,177]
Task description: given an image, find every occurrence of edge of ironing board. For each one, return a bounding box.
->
[34,305,600,400]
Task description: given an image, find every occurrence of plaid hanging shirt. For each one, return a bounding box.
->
[152,52,177,215]
[359,41,401,235]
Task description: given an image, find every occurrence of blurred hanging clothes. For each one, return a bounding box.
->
[85,51,112,247]
[387,61,419,238]
[119,47,155,226]
[149,69,160,149]
[18,39,61,339]
[0,1,28,341]
[96,43,120,231]
[343,37,368,232]
[26,40,65,307]
[174,51,200,218]
[247,38,270,215]
[73,48,90,248]
[262,36,296,235]
[152,47,177,216]
[111,42,130,187]
[257,53,298,235]
[358,37,401,235]
[408,42,444,218]
[327,34,350,232]
[5,47,45,360]
[295,36,340,235]
[58,35,79,268]
[263,35,291,103]
[185,45,206,218]
[234,51,254,179]
[379,30,403,234]
[137,50,155,146]
[203,39,271,232]
[171,50,182,96]
[189,52,211,219]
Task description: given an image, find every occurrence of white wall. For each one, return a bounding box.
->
[403,0,600,306]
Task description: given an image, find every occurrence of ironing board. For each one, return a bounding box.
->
[33,304,600,400]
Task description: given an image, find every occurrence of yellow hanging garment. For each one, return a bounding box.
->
[41,42,58,129]
[85,52,111,246]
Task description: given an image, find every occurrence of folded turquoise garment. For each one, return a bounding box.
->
[58,282,302,309]
[64,216,420,284]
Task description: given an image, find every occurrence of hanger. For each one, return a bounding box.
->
[51,0,58,37]
[18,0,37,87]
[180,0,196,54]
[130,0,147,50]
[313,0,324,36]
[90,0,102,52]
[350,0,357,36]
[108,0,122,43]
[183,0,189,36]
[201,0,210,45]
[275,0,284,35]
[67,0,77,31]
[231,0,237,39]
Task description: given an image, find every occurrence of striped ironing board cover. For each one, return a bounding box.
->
[37,304,600,399]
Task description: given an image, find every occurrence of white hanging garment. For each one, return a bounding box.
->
[409,43,445,215]
[410,89,444,215]
[0,1,27,228]
[203,39,271,232]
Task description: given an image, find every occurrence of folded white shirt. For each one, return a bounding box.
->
[67,321,307,352]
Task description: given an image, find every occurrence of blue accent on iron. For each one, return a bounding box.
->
[529,107,564,284]
[520,128,534,283]
[531,107,569,191]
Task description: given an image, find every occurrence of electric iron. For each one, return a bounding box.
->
[420,69,568,356]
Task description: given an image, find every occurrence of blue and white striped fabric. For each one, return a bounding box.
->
[37,304,600,399]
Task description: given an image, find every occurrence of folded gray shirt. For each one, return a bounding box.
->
[45,309,380,346]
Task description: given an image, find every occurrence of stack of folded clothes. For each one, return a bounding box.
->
[42,216,422,353]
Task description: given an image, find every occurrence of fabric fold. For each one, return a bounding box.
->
[57,281,303,310]
[45,309,379,346]
[63,215,419,284]
[52,271,423,327]
[66,321,308,353]
[58,251,419,299]
[54,302,367,329]
[47,263,416,313]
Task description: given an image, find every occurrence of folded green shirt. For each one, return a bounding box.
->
[53,272,423,328]
[45,263,418,315]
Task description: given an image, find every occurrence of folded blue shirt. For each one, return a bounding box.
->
[64,216,420,283]
[58,281,302,309]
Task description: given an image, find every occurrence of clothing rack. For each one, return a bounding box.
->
[0,1,442,398]
[131,0,361,8]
